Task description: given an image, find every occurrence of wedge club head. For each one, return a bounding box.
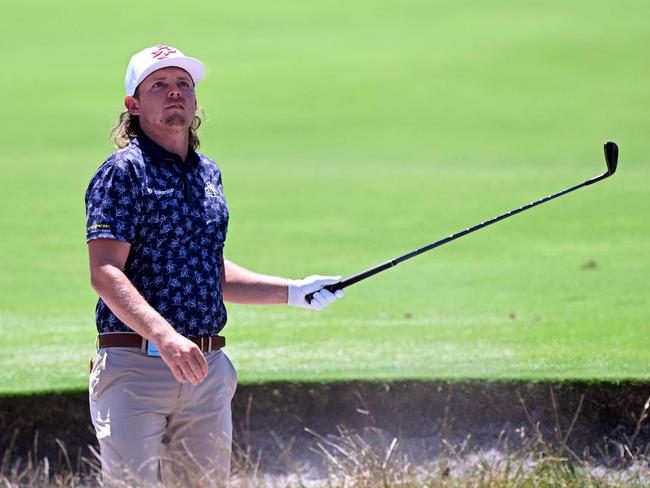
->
[604,141,618,176]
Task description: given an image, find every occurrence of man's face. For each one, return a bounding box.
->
[125,67,197,132]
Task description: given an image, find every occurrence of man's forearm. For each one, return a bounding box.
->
[222,259,288,304]
[91,265,176,344]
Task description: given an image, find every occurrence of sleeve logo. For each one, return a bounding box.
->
[87,224,111,231]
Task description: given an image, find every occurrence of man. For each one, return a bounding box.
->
[86,44,343,485]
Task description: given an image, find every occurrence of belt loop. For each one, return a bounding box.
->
[208,336,213,352]
[141,338,147,353]
[200,337,205,351]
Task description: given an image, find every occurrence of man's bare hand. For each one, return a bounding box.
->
[158,332,209,385]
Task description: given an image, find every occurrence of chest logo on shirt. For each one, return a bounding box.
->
[152,188,175,197]
[205,184,218,198]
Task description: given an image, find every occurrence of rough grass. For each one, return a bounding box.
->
[3,384,650,487]
[3,419,650,487]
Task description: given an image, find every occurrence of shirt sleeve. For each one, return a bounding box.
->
[85,160,141,243]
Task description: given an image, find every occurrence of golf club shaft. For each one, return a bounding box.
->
[305,145,617,304]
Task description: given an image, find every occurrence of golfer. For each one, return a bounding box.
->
[85,44,343,484]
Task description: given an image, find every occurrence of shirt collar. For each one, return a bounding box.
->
[133,131,200,168]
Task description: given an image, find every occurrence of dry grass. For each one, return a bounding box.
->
[3,393,650,487]
[0,430,99,487]
[2,432,650,487]
[228,421,650,488]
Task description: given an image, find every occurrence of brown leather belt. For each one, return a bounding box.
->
[97,333,225,352]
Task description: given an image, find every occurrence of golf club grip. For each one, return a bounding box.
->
[304,283,340,304]
[304,261,396,304]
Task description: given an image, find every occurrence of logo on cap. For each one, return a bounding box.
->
[151,45,177,60]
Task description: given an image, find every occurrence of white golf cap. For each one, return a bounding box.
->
[124,44,204,96]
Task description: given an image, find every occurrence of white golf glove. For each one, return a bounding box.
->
[287,275,344,311]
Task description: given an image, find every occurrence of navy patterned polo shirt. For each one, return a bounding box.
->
[85,132,229,336]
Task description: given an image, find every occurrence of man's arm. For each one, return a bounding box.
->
[222,259,343,309]
[88,238,208,385]
[221,259,288,304]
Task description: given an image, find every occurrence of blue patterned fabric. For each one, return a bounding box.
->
[85,133,229,336]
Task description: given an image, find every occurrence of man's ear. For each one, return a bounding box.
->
[124,95,140,116]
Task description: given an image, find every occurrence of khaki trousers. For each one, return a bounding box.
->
[89,346,237,486]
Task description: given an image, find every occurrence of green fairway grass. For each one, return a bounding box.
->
[1,0,649,394]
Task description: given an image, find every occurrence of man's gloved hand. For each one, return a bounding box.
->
[287,275,344,311]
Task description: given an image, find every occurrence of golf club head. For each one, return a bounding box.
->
[604,141,618,176]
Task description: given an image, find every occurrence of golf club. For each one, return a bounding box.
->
[306,141,619,304]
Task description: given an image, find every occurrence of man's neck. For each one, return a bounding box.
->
[140,125,189,162]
